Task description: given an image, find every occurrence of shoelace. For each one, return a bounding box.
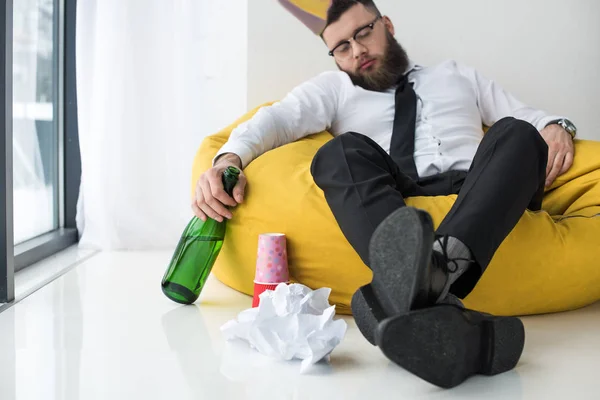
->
[433,235,474,274]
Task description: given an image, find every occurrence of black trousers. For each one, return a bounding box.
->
[310,117,548,298]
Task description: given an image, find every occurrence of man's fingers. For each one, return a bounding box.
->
[192,165,245,222]
[560,151,574,175]
[198,179,228,222]
[233,174,247,203]
[546,148,558,177]
[208,173,237,207]
[546,152,564,187]
[195,183,204,207]
[191,201,207,222]
[199,202,225,223]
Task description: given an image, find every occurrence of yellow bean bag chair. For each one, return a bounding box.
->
[192,103,600,316]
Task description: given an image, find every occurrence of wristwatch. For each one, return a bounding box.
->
[546,118,577,139]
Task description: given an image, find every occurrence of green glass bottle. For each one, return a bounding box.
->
[161,166,240,304]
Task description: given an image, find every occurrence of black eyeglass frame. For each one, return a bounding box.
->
[328,16,382,58]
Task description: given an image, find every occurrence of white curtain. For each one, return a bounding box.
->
[75,0,248,249]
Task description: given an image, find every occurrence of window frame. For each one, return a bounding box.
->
[1,0,80,304]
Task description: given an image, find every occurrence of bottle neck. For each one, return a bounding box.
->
[222,167,240,197]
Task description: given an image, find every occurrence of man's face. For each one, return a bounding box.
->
[322,4,409,92]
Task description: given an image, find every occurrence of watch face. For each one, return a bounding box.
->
[566,120,576,132]
[562,119,576,134]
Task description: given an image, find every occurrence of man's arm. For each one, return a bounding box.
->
[213,153,242,169]
[457,62,575,187]
[213,70,344,169]
[456,62,566,131]
[193,71,344,222]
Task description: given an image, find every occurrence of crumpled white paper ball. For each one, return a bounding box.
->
[220,283,348,373]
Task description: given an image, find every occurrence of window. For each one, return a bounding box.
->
[1,0,79,304]
[13,0,58,245]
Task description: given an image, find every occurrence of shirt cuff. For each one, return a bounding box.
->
[535,115,568,132]
[213,142,254,170]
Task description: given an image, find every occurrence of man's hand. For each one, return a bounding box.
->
[539,124,575,188]
[192,153,246,222]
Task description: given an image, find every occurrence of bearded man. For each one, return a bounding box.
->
[193,0,577,388]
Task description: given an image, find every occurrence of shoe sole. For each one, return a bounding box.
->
[370,207,434,312]
[376,305,525,389]
[351,286,386,345]
[352,207,434,346]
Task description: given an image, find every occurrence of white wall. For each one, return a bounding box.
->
[247,0,335,109]
[76,0,249,249]
[247,0,600,140]
[200,1,248,135]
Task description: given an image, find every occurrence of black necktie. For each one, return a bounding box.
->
[389,73,419,180]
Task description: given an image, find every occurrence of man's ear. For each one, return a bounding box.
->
[382,16,395,36]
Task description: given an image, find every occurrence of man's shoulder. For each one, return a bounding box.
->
[418,59,466,72]
[290,70,351,94]
[315,70,347,78]
[416,60,480,80]
[309,70,350,85]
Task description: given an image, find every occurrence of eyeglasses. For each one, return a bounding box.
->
[328,17,381,61]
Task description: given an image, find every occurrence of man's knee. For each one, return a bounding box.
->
[310,132,366,179]
[490,117,548,159]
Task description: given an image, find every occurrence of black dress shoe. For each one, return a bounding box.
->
[376,305,526,389]
[352,207,452,345]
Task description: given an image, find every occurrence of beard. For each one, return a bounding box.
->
[343,32,410,92]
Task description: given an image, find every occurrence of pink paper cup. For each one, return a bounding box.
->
[253,233,289,307]
[255,233,289,284]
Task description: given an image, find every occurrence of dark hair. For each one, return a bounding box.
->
[325,0,382,29]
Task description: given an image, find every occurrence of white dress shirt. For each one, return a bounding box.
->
[215,60,564,177]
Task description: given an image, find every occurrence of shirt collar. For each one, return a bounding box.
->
[405,61,422,75]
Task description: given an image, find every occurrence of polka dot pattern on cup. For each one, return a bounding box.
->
[255,234,289,284]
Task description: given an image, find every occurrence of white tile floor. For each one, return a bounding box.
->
[0,250,599,400]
